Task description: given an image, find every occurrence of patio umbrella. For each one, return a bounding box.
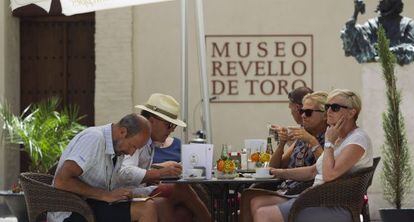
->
[10,0,213,144]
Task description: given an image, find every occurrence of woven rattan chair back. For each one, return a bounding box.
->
[288,166,376,222]
[19,172,95,222]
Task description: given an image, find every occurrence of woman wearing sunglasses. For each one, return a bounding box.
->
[240,91,328,221]
[270,91,328,169]
[248,89,373,222]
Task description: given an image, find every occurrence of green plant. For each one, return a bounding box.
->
[377,26,413,209]
[0,97,86,173]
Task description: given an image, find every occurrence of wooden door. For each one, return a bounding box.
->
[20,14,95,126]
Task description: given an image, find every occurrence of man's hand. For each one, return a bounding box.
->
[157,161,182,169]
[144,162,182,183]
[157,164,182,178]
[101,187,133,203]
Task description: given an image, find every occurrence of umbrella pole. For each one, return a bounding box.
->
[195,0,213,144]
[181,0,189,143]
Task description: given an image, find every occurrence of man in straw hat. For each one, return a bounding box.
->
[117,93,211,222]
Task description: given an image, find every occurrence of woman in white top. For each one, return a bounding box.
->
[248,89,373,222]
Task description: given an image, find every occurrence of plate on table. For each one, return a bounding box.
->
[241,173,253,178]
[252,174,274,179]
[182,176,206,181]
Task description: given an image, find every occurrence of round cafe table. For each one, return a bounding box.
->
[161,175,280,222]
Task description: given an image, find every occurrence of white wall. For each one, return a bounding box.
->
[95,7,134,124]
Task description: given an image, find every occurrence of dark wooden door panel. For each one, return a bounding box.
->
[20,14,95,126]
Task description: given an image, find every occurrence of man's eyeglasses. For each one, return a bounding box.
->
[325,103,350,112]
[153,116,177,130]
[299,109,324,117]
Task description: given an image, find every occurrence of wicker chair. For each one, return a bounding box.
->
[361,157,381,222]
[288,166,376,222]
[19,172,95,222]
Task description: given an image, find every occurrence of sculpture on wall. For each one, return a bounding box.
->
[341,0,414,65]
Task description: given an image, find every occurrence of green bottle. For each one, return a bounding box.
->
[221,144,229,160]
[266,137,273,155]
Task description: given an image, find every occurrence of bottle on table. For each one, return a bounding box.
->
[241,149,248,170]
[221,144,229,160]
[266,136,273,155]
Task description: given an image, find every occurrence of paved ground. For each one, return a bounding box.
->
[0,218,17,222]
[0,204,16,222]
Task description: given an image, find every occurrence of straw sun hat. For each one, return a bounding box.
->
[135,93,187,127]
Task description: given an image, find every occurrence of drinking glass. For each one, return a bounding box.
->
[266,123,279,144]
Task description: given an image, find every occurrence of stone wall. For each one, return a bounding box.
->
[361,64,414,218]
[95,7,134,125]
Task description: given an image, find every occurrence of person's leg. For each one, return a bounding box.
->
[254,205,284,222]
[173,204,194,222]
[239,189,261,222]
[152,197,174,222]
[239,189,286,222]
[250,195,288,220]
[130,200,158,222]
[165,184,211,222]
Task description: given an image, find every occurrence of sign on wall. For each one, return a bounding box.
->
[206,35,313,103]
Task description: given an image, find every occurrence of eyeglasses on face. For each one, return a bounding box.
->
[325,103,350,112]
[153,116,177,130]
[299,109,324,117]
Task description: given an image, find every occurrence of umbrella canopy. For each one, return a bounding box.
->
[11,0,173,16]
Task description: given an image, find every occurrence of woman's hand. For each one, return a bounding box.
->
[289,127,314,143]
[273,125,289,144]
[269,168,282,177]
[325,116,346,143]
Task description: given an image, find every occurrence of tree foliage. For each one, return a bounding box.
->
[0,97,86,173]
[377,26,413,209]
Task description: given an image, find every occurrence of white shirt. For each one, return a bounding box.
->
[314,128,373,186]
[48,124,123,222]
[116,139,157,195]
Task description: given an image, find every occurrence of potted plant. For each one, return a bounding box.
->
[0,97,86,221]
[377,26,414,221]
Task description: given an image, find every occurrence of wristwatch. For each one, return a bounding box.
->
[324,141,334,149]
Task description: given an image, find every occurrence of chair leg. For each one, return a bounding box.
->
[361,202,370,222]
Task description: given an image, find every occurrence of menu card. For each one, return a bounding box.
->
[181,144,214,179]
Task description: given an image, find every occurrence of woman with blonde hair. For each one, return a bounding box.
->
[245,89,373,222]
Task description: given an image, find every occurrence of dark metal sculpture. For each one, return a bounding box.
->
[341,0,414,65]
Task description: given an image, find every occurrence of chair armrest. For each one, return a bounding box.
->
[285,180,314,195]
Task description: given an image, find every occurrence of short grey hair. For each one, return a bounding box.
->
[117,113,145,138]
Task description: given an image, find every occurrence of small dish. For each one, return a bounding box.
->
[252,174,274,179]
[241,173,253,178]
[182,176,206,181]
